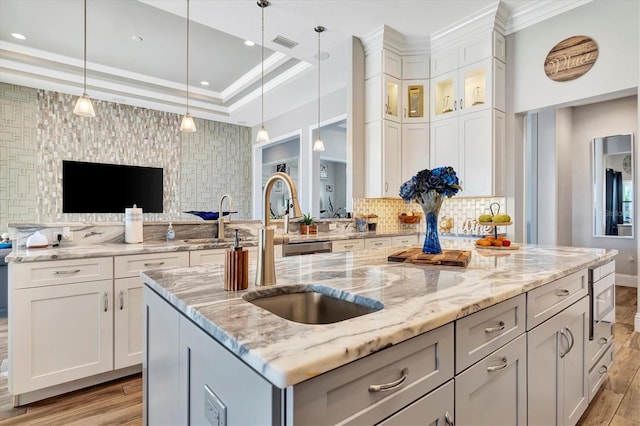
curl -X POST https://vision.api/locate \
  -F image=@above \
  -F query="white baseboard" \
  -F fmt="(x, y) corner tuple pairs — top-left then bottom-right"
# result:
(615, 273), (637, 287)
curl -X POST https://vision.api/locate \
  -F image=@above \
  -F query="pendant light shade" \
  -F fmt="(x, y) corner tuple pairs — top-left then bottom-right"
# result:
(73, 0), (95, 118)
(313, 26), (325, 152)
(256, 0), (270, 143)
(180, 0), (196, 132)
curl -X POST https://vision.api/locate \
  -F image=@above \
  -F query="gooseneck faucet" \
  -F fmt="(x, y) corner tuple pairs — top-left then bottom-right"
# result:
(218, 194), (234, 240)
(256, 172), (302, 286)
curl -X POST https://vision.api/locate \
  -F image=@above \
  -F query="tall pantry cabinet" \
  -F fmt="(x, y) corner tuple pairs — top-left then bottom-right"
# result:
(430, 31), (506, 197)
(364, 35), (430, 198)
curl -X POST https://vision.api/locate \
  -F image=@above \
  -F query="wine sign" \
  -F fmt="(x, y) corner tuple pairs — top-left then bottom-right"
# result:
(544, 35), (598, 82)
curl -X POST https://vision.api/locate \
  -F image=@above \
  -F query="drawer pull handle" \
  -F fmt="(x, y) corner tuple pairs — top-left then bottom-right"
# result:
(555, 289), (570, 297)
(344, 245), (353, 249)
(374, 243), (382, 246)
(53, 269), (81, 275)
(598, 365), (608, 375)
(103, 292), (109, 312)
(565, 327), (575, 354)
(598, 337), (608, 345)
(487, 356), (508, 372)
(143, 261), (165, 267)
(484, 320), (505, 333)
(119, 291), (124, 310)
(445, 411), (454, 426)
(368, 368), (409, 392)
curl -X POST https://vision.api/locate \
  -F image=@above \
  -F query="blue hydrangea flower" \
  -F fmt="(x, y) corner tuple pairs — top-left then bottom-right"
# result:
(398, 166), (462, 204)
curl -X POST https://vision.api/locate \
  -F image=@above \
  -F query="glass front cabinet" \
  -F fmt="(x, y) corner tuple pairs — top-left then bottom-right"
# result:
(402, 79), (429, 123)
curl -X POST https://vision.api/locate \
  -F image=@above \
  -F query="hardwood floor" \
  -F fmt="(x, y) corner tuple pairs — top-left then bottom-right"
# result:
(0, 287), (636, 425)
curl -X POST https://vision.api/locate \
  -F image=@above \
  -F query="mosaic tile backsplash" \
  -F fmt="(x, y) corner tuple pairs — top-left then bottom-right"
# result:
(353, 196), (507, 236)
(0, 83), (252, 232)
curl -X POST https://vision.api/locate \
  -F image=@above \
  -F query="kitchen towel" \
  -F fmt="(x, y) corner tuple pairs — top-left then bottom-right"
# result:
(125, 205), (143, 243)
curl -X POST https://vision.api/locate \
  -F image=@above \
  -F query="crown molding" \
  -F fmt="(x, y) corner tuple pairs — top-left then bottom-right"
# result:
(505, 0), (595, 35)
(430, 2), (502, 52)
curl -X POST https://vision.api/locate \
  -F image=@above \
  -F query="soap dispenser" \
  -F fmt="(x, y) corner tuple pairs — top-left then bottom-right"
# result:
(224, 229), (248, 291)
(166, 222), (175, 241)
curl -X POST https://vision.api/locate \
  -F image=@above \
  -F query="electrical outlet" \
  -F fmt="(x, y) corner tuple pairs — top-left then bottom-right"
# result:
(62, 227), (72, 241)
(204, 385), (226, 426)
(53, 232), (63, 243)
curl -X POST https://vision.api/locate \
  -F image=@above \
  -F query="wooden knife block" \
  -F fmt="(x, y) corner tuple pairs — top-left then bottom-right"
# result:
(224, 249), (249, 291)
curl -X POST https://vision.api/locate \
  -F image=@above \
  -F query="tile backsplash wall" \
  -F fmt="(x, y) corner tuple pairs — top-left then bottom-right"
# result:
(354, 196), (506, 235)
(0, 83), (252, 231)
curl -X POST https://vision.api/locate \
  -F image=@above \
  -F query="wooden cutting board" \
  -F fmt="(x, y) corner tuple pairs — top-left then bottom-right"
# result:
(387, 247), (472, 267)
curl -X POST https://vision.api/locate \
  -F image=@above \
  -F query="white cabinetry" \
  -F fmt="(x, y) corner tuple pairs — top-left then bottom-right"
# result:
(332, 239), (365, 253)
(114, 252), (188, 369)
(431, 109), (505, 196)
(528, 296), (589, 426)
(9, 257), (114, 396)
(392, 234), (419, 247)
(366, 119), (402, 197)
(364, 237), (393, 249)
(401, 123), (429, 183)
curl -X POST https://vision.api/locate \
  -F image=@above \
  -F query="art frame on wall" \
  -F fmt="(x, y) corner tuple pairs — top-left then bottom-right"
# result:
(320, 163), (328, 180)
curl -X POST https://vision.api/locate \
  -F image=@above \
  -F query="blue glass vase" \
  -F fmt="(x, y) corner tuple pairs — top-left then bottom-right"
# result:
(418, 190), (444, 254)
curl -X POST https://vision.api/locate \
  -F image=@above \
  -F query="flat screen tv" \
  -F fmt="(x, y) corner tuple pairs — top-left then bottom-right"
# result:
(63, 161), (163, 213)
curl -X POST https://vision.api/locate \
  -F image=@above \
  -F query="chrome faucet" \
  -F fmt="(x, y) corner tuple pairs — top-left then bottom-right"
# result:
(256, 172), (302, 286)
(218, 194), (234, 240)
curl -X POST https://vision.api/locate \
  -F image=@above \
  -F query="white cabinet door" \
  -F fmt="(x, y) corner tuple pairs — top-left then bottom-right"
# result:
(11, 279), (113, 394)
(430, 117), (459, 171)
(114, 277), (143, 369)
(455, 333), (527, 426)
(528, 296), (589, 426)
(460, 109), (492, 196)
(379, 380), (454, 426)
(383, 120), (402, 197)
(144, 286), (184, 426)
(402, 55), (429, 79)
(402, 123), (429, 183)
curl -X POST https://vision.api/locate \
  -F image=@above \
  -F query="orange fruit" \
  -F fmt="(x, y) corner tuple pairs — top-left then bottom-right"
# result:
(486, 236), (496, 241)
(477, 240), (491, 247)
(492, 240), (503, 247)
(497, 236), (506, 241)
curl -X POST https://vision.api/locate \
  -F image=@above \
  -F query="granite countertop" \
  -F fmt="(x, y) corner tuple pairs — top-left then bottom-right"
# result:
(141, 239), (616, 389)
(4, 228), (420, 263)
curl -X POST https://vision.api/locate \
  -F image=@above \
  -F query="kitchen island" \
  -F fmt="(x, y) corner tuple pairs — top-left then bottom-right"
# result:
(142, 241), (616, 425)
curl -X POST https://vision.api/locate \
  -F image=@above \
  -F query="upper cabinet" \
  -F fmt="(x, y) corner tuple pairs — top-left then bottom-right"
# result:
(431, 58), (505, 121)
(403, 80), (429, 123)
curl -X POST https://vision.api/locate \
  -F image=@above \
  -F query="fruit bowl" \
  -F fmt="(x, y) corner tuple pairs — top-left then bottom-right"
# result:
(399, 213), (421, 224)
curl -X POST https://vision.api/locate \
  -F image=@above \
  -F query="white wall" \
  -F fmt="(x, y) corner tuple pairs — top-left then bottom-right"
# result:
(536, 109), (557, 245)
(510, 0), (638, 114)
(556, 107), (573, 247)
(571, 96), (638, 276)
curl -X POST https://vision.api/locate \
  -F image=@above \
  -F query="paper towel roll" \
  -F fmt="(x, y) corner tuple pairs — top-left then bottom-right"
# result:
(125, 205), (143, 243)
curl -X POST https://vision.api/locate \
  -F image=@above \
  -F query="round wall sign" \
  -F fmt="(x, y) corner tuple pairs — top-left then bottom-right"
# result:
(544, 35), (598, 82)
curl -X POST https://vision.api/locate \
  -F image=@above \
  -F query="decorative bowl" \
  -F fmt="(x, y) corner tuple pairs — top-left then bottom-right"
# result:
(399, 213), (421, 224)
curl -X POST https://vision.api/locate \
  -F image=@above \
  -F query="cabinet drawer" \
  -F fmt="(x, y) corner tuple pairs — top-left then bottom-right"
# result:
(11, 257), (113, 289)
(364, 238), (392, 249)
(588, 320), (613, 368)
(292, 324), (454, 426)
(589, 260), (615, 282)
(391, 235), (419, 247)
(588, 343), (614, 403)
(591, 272), (615, 323)
(378, 380), (454, 426)
(332, 240), (364, 253)
(114, 252), (189, 278)
(526, 269), (587, 330)
(455, 294), (525, 373)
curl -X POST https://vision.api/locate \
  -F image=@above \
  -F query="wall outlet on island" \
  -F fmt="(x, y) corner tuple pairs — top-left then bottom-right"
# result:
(55, 227), (73, 242)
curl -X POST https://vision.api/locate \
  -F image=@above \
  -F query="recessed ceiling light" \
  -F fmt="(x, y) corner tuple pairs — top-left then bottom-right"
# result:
(131, 35), (143, 42)
(11, 33), (26, 40)
(244, 40), (255, 47)
(200, 81), (210, 86)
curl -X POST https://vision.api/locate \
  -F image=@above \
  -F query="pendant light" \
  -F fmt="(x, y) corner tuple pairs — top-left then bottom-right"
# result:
(180, 0), (196, 132)
(256, 0), (270, 143)
(73, 0), (95, 117)
(312, 26), (325, 152)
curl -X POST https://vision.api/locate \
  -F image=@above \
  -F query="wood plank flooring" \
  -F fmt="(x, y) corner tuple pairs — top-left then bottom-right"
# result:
(0, 287), (636, 425)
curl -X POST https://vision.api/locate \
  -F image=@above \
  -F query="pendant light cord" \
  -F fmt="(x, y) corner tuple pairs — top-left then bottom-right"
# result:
(317, 28), (321, 140)
(83, 0), (87, 94)
(260, 1), (265, 128)
(186, 0), (190, 112)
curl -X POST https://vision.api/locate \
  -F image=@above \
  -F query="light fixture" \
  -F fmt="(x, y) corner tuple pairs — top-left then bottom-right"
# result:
(10, 33), (26, 40)
(244, 40), (255, 47)
(73, 0), (95, 118)
(200, 80), (210, 86)
(256, 0), (270, 143)
(312, 26), (325, 152)
(180, 0), (196, 132)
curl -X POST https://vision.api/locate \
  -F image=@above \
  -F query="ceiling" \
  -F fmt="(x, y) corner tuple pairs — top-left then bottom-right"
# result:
(0, 0), (590, 128)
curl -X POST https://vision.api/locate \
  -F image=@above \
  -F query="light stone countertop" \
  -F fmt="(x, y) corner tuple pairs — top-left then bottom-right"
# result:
(141, 239), (616, 389)
(5, 228), (420, 263)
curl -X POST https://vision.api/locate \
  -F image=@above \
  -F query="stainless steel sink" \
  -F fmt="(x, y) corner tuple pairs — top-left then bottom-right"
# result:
(242, 285), (383, 324)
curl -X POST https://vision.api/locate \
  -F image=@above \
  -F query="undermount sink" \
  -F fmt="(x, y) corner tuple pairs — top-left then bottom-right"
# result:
(242, 285), (384, 325)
